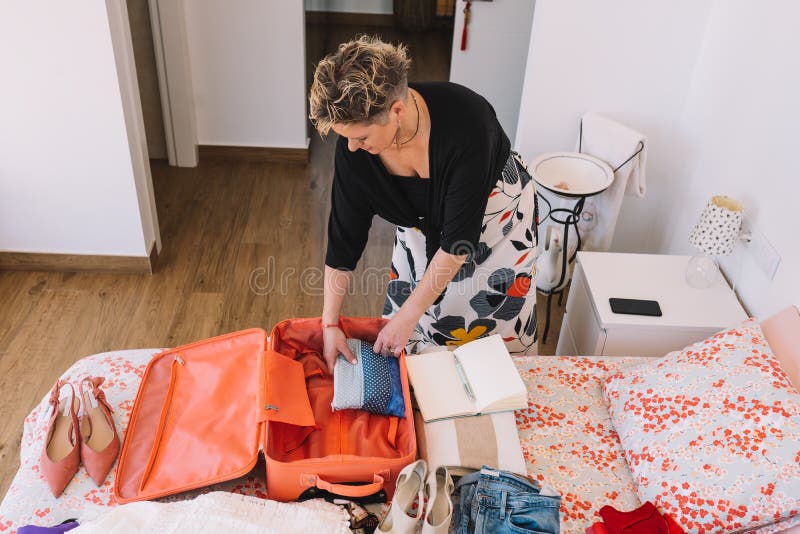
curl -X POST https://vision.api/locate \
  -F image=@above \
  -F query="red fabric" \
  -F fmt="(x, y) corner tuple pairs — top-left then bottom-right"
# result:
(599, 501), (668, 534)
(586, 523), (611, 534)
(460, 1), (470, 50)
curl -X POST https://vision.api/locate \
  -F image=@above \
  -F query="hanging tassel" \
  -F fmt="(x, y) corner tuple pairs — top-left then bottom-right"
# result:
(460, 1), (471, 51)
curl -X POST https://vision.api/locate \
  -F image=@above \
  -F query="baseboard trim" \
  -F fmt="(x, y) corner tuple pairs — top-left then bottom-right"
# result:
(198, 145), (309, 164)
(305, 11), (395, 27)
(0, 242), (158, 274)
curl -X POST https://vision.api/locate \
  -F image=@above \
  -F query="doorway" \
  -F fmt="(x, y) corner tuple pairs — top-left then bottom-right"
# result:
(127, 0), (167, 161)
(304, 1), (456, 113)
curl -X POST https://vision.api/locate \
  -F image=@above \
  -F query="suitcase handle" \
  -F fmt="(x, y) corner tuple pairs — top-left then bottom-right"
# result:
(305, 473), (385, 498)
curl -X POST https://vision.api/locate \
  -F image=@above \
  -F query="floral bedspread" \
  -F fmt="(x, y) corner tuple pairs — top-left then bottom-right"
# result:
(513, 355), (800, 534)
(514, 356), (644, 532)
(1, 351), (798, 533)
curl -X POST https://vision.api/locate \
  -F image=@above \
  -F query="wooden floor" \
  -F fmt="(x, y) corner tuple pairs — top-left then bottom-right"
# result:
(0, 22), (565, 498)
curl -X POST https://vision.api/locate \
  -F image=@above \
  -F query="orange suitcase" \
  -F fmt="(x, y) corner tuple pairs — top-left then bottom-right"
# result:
(114, 316), (416, 503)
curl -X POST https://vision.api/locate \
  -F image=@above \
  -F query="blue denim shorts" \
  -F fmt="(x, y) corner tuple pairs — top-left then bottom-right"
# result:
(452, 466), (561, 534)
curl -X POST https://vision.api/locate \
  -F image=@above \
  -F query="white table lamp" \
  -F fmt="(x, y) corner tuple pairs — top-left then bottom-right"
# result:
(686, 196), (743, 288)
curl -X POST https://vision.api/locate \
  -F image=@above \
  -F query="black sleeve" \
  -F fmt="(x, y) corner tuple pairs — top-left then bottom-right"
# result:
(324, 144), (375, 271)
(439, 137), (495, 256)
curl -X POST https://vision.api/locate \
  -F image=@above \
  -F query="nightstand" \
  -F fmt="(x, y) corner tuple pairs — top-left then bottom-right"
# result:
(555, 252), (748, 357)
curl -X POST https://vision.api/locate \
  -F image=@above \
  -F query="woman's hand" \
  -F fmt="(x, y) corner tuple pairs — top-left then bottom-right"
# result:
(322, 327), (356, 374)
(373, 311), (418, 357)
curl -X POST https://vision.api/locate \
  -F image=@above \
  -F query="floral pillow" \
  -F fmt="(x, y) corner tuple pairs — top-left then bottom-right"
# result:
(603, 319), (800, 534)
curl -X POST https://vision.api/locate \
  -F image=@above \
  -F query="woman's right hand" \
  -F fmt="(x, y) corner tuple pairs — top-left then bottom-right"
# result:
(322, 327), (356, 374)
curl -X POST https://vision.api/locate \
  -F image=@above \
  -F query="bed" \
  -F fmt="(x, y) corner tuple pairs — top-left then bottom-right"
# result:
(2, 312), (800, 533)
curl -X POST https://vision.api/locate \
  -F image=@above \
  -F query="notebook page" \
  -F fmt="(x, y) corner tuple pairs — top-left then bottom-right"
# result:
(454, 335), (526, 413)
(406, 350), (475, 421)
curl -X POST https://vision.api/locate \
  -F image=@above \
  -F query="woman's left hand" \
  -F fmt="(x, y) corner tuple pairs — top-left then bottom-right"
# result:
(373, 310), (417, 357)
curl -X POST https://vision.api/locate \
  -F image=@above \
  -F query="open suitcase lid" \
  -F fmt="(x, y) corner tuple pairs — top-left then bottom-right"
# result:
(114, 328), (315, 503)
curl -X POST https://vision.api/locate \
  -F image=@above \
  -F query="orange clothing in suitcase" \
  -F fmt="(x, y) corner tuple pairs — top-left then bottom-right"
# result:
(114, 317), (416, 503)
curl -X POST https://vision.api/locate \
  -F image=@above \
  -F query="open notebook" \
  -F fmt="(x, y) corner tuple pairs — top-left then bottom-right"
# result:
(406, 334), (527, 422)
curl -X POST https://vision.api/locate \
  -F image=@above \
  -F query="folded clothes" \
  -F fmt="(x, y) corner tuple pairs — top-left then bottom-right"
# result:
(414, 410), (527, 476)
(452, 466), (560, 534)
(331, 339), (406, 417)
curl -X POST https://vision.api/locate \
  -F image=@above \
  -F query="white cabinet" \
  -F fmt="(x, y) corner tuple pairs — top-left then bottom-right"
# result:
(556, 252), (748, 357)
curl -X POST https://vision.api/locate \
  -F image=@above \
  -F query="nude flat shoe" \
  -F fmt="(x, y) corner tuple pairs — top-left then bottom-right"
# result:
(422, 466), (454, 534)
(79, 377), (120, 486)
(378, 459), (427, 534)
(41, 381), (81, 497)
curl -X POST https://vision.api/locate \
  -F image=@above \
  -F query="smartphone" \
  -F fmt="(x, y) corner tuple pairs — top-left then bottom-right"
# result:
(609, 298), (662, 317)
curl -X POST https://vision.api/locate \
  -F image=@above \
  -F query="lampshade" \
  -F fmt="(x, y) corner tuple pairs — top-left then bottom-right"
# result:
(688, 196), (743, 256)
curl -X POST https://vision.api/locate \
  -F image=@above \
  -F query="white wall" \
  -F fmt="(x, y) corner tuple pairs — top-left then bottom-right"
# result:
(0, 1), (154, 256)
(516, 0), (712, 253)
(655, 1), (800, 317)
(184, 0), (308, 149)
(517, 0), (800, 316)
(449, 0), (536, 145)
(305, 0), (392, 14)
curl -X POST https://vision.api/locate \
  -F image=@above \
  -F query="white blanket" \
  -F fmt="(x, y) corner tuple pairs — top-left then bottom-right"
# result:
(72, 491), (350, 534)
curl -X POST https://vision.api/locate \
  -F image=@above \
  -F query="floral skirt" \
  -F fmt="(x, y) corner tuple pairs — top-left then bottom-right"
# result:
(382, 153), (539, 355)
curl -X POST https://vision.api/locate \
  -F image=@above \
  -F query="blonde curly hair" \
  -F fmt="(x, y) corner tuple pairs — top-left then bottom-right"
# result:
(309, 35), (411, 135)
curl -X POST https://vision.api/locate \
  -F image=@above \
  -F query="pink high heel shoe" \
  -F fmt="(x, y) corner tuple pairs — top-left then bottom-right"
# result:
(40, 381), (81, 497)
(78, 377), (120, 486)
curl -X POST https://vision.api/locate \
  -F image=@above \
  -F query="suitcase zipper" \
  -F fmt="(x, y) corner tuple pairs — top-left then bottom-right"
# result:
(139, 354), (184, 491)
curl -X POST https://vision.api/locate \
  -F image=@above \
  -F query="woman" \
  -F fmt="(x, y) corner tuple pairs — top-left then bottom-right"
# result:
(309, 36), (538, 372)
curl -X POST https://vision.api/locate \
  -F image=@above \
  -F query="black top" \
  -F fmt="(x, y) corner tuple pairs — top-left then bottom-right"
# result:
(325, 81), (510, 271)
(393, 175), (429, 219)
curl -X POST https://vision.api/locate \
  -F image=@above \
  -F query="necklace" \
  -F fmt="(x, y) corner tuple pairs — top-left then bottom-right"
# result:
(395, 91), (420, 146)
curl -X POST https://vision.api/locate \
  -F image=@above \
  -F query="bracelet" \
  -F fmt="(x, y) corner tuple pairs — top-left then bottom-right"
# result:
(321, 322), (340, 329)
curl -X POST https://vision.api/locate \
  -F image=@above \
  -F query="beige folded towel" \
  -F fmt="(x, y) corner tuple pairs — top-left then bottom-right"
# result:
(414, 409), (527, 476)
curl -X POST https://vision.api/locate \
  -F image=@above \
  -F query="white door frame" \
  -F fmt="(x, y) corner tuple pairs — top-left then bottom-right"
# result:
(105, 0), (163, 254)
(148, 0), (198, 167)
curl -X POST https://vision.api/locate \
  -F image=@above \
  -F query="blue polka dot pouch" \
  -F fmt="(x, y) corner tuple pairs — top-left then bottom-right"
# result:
(331, 338), (406, 417)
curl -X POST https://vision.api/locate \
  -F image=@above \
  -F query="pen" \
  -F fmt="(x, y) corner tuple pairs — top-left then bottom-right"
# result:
(453, 353), (476, 402)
